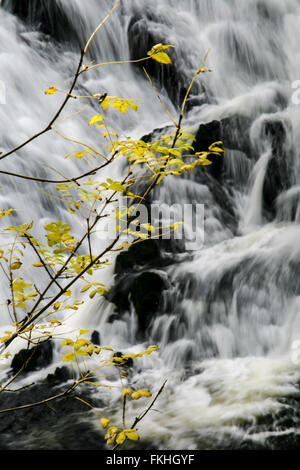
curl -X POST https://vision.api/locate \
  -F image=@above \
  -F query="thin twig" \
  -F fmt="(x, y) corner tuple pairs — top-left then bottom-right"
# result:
(143, 67), (178, 127)
(0, 50), (85, 162)
(24, 233), (64, 292)
(132, 380), (167, 429)
(112, 380), (167, 451)
(83, 0), (121, 55)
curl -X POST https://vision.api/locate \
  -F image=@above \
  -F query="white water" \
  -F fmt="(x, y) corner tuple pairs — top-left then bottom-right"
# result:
(1, 0), (300, 450)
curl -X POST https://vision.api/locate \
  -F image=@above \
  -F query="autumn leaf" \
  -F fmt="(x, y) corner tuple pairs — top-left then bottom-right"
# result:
(62, 352), (76, 362)
(100, 418), (110, 429)
(74, 338), (90, 350)
(101, 96), (110, 110)
(0, 208), (13, 218)
(44, 86), (57, 95)
(128, 102), (138, 111)
(10, 261), (22, 270)
(60, 339), (74, 347)
(147, 43), (175, 64)
(89, 115), (104, 126)
(126, 432), (139, 441)
(138, 389), (152, 397)
(131, 391), (141, 400)
(116, 432), (126, 445)
(150, 52), (171, 64)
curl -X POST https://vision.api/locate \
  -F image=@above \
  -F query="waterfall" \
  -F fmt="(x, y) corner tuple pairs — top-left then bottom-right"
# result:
(1, 0), (300, 450)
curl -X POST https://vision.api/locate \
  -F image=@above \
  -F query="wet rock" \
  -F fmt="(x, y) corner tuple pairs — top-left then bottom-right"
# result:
(108, 269), (169, 333)
(127, 14), (205, 109)
(193, 115), (255, 184)
(0, 380), (105, 450)
(11, 341), (53, 375)
(2, 0), (80, 48)
(130, 271), (168, 326)
(107, 238), (171, 317)
(194, 115), (253, 156)
(261, 118), (294, 214)
(91, 330), (101, 346)
(115, 238), (162, 275)
(194, 120), (224, 180)
(46, 366), (72, 386)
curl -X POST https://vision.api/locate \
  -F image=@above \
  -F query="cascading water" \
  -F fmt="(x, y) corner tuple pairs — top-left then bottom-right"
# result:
(1, 0), (300, 450)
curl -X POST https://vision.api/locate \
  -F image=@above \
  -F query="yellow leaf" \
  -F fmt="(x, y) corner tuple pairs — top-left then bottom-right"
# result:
(32, 262), (43, 267)
(62, 352), (75, 362)
(105, 426), (118, 441)
(131, 391), (141, 400)
(89, 289), (97, 299)
(60, 339), (74, 346)
(128, 102), (138, 111)
(0, 335), (11, 343)
(150, 52), (171, 64)
(106, 438), (115, 446)
(74, 338), (90, 350)
(138, 389), (152, 397)
(111, 100), (128, 114)
(81, 284), (91, 293)
(100, 418), (110, 429)
(196, 67), (212, 75)
(116, 432), (126, 445)
(53, 302), (60, 311)
(10, 262), (22, 270)
(44, 86), (57, 95)
(101, 97), (110, 110)
(76, 349), (88, 356)
(0, 208), (13, 218)
(89, 115), (104, 126)
(122, 388), (132, 396)
(2, 352), (11, 359)
(147, 44), (175, 55)
(126, 432), (139, 441)
(12, 278), (31, 292)
(49, 319), (61, 325)
(79, 329), (89, 335)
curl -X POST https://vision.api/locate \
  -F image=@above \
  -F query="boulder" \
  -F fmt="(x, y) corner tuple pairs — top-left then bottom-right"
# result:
(10, 340), (53, 375)
(130, 271), (168, 327)
(2, 0), (80, 48)
(0, 379), (105, 450)
(261, 118), (294, 214)
(46, 366), (72, 386)
(91, 330), (101, 346)
(127, 15), (206, 109)
(107, 269), (169, 333)
(114, 238), (162, 275)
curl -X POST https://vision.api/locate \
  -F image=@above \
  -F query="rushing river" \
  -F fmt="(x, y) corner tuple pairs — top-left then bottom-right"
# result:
(1, 0), (300, 450)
